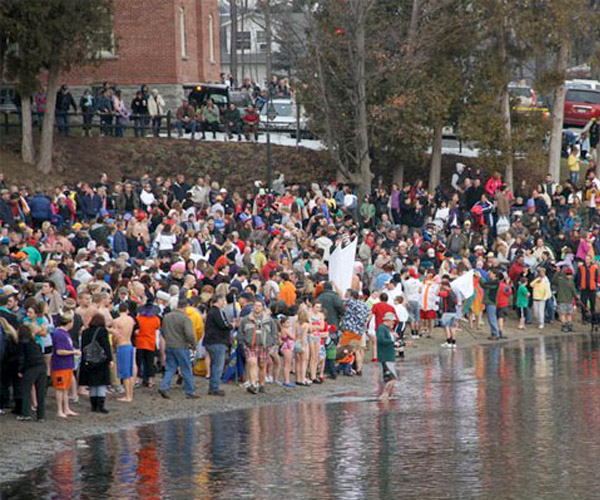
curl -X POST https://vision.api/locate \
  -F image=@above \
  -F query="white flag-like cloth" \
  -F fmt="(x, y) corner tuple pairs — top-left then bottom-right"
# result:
(451, 270), (475, 300)
(329, 238), (358, 294)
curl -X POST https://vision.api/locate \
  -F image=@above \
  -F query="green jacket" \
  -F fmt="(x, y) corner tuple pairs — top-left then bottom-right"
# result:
(481, 279), (499, 306)
(318, 290), (345, 328)
(552, 273), (578, 304)
(516, 284), (530, 308)
(376, 324), (396, 363)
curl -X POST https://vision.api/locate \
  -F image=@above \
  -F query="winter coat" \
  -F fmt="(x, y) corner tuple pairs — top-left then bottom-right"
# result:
(29, 194), (53, 221)
(79, 326), (112, 387)
(318, 289), (345, 329)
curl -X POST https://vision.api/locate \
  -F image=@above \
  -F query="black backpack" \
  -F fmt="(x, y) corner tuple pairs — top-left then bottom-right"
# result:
(83, 328), (107, 366)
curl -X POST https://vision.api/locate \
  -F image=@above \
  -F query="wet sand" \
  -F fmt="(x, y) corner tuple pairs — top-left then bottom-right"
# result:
(0, 318), (584, 484)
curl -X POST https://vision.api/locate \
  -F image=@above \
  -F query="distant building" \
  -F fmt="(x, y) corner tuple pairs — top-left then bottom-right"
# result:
(64, 0), (221, 109)
(219, 0), (307, 88)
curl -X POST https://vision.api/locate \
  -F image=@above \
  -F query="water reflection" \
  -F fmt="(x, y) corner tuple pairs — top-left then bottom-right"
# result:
(4, 335), (600, 499)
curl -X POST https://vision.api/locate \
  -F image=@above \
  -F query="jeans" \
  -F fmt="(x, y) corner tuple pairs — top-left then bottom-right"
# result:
(200, 120), (220, 138)
(206, 344), (227, 392)
(570, 171), (580, 186)
(89, 385), (107, 397)
(152, 116), (162, 136)
(101, 115), (113, 136)
(486, 304), (500, 337)
(56, 113), (69, 136)
(134, 116), (148, 137)
(176, 119), (197, 137)
(160, 348), (195, 395)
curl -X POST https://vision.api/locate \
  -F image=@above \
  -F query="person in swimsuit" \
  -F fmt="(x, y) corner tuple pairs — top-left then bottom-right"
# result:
(308, 302), (326, 384)
(278, 315), (296, 387)
(294, 305), (310, 386)
(110, 303), (136, 402)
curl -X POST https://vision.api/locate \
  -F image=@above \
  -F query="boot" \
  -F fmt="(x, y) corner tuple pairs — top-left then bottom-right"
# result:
(90, 396), (98, 412)
(97, 397), (109, 414)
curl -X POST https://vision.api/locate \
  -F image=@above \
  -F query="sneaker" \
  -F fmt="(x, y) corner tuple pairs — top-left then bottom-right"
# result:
(247, 385), (259, 395)
(312, 378), (323, 384)
(538, 324), (544, 329)
(16, 416), (32, 421)
(118, 385), (125, 394)
(37, 418), (46, 423)
(283, 382), (296, 388)
(242, 380), (251, 389)
(158, 389), (170, 399)
(208, 390), (226, 397)
(441, 342), (452, 348)
(186, 394), (199, 399)
(265, 376), (274, 384)
(258, 385), (266, 393)
(410, 334), (421, 339)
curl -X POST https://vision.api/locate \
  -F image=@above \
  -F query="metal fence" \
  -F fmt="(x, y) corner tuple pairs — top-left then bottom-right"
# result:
(0, 110), (177, 138)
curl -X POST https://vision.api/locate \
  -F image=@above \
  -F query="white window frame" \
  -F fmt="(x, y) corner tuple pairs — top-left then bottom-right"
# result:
(180, 7), (188, 59)
(209, 14), (215, 63)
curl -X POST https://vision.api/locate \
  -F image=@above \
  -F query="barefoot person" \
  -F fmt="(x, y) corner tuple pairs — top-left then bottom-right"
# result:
(376, 312), (398, 402)
(50, 313), (80, 418)
(111, 303), (135, 402)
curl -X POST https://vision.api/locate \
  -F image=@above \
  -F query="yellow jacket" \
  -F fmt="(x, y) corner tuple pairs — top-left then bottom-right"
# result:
(531, 277), (552, 301)
(186, 306), (205, 342)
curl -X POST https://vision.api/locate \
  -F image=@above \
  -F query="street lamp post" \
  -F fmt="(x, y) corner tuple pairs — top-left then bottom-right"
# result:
(266, 95), (277, 190)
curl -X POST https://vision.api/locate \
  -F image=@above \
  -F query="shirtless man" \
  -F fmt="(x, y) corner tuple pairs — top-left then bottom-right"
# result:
(76, 292), (96, 328)
(110, 303), (136, 402)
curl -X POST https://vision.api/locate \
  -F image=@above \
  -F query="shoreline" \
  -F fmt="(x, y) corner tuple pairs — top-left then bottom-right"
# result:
(0, 319), (590, 485)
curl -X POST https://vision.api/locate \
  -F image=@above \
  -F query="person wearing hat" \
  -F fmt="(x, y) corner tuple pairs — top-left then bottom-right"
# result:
(552, 266), (579, 332)
(376, 311), (398, 402)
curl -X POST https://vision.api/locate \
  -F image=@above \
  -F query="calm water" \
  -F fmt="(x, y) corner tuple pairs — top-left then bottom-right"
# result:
(4, 335), (600, 499)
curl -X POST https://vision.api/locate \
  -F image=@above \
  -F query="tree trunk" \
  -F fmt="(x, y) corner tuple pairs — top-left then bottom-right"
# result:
(20, 95), (35, 164)
(500, 85), (514, 189)
(429, 120), (443, 190)
(497, 13), (514, 189)
(37, 61), (59, 174)
(407, 0), (421, 57)
(354, 0), (372, 198)
(393, 163), (404, 187)
(230, 0), (238, 84)
(548, 39), (570, 181)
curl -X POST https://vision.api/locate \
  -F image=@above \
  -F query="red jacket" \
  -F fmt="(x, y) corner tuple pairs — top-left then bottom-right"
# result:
(496, 280), (513, 308)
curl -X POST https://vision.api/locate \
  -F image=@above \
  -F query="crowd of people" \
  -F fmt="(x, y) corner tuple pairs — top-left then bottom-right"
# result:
(0, 145), (599, 422)
(28, 74), (293, 140)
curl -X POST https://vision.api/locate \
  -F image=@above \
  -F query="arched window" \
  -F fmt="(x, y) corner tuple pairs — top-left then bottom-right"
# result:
(180, 7), (187, 58)
(209, 14), (215, 63)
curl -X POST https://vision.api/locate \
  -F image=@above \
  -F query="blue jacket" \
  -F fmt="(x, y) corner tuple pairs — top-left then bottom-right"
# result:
(112, 230), (128, 255)
(29, 194), (53, 221)
(80, 193), (101, 218)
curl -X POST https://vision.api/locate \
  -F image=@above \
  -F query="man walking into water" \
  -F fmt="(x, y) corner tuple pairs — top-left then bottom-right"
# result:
(110, 303), (135, 402)
(376, 312), (398, 401)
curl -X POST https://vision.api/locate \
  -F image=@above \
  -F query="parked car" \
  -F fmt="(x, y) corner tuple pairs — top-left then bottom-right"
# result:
(184, 83), (229, 111)
(566, 79), (600, 91)
(508, 82), (538, 107)
(563, 88), (600, 126)
(229, 90), (254, 119)
(259, 98), (311, 137)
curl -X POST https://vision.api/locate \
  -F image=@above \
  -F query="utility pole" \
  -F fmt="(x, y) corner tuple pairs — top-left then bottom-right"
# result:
(264, 0), (272, 86)
(230, 0), (238, 84)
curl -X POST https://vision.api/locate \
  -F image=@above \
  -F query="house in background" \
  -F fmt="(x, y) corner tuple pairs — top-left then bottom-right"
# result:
(64, 0), (221, 109)
(219, 0), (307, 88)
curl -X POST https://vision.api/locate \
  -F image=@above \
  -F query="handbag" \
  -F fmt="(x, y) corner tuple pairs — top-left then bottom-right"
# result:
(83, 328), (107, 366)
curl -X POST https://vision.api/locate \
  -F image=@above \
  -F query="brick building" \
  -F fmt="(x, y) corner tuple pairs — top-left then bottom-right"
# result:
(64, 0), (220, 109)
